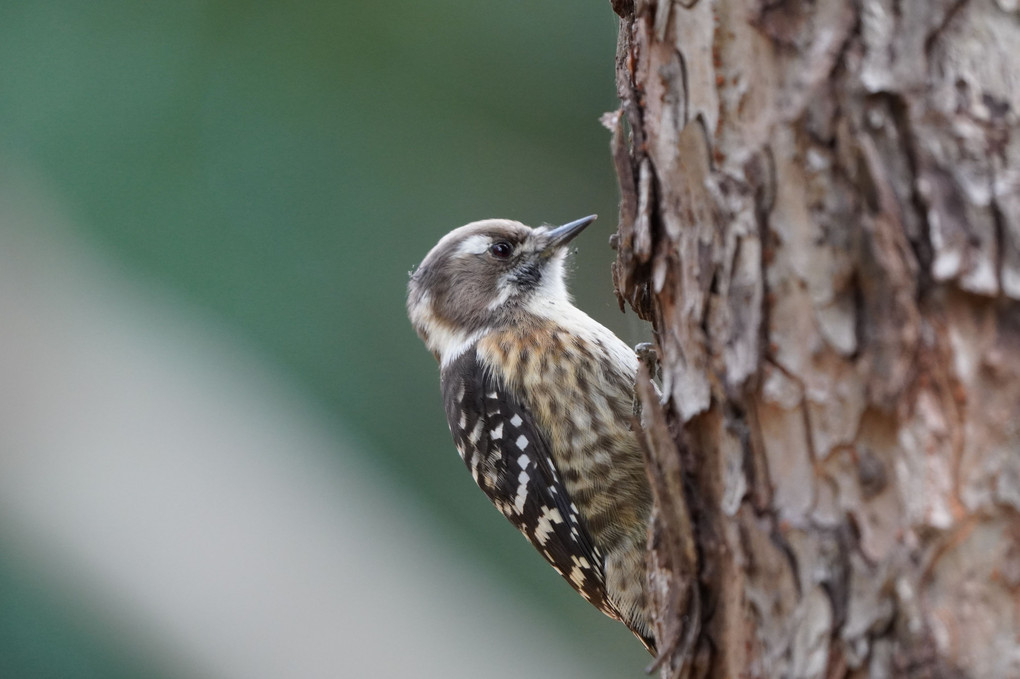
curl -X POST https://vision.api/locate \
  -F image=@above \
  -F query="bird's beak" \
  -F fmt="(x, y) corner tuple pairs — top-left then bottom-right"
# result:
(540, 214), (597, 257)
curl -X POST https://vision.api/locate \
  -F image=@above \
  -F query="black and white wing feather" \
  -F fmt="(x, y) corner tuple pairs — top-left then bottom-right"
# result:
(441, 350), (614, 617)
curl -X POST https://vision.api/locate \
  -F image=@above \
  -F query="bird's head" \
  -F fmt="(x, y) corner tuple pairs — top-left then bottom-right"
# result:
(407, 215), (596, 363)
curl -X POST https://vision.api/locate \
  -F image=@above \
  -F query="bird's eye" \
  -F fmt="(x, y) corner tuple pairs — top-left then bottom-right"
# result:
(489, 241), (513, 259)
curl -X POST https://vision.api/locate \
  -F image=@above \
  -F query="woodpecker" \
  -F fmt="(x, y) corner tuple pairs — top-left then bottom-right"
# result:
(407, 215), (655, 652)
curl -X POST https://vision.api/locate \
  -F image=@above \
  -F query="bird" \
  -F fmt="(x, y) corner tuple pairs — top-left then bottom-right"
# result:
(406, 214), (655, 653)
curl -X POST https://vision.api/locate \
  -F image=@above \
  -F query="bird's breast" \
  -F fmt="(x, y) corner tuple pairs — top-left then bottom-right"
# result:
(475, 317), (649, 548)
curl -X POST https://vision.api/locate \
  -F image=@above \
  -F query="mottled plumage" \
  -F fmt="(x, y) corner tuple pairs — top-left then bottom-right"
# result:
(408, 216), (654, 652)
(443, 348), (612, 613)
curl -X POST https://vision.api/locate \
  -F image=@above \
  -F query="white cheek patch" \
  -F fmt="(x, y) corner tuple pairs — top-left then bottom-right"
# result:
(411, 292), (485, 368)
(406, 291), (434, 337)
(456, 234), (492, 256)
(486, 275), (515, 310)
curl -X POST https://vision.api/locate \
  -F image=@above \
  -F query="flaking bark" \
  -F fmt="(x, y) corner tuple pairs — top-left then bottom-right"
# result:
(608, 1), (1020, 677)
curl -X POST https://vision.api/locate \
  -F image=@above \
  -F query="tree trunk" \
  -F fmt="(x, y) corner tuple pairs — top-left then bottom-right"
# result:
(607, 1), (1020, 677)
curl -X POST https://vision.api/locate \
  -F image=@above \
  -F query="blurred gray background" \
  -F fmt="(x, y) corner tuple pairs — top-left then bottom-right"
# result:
(0, 2), (652, 677)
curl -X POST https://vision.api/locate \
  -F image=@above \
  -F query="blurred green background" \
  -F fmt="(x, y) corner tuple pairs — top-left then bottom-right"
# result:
(0, 2), (651, 676)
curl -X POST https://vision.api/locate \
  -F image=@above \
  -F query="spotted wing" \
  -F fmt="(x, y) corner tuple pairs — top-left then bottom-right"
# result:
(441, 349), (614, 617)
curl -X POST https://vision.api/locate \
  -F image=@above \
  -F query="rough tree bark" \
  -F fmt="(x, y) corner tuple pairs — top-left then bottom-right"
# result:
(607, 1), (1020, 677)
